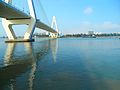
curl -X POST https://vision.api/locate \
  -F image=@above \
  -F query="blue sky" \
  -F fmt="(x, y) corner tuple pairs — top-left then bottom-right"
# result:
(40, 0), (120, 34)
(0, 0), (120, 36)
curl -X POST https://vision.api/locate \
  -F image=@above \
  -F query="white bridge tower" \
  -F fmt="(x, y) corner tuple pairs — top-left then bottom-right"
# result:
(49, 16), (59, 38)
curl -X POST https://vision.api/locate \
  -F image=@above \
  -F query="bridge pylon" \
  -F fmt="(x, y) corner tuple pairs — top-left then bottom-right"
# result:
(2, 0), (36, 42)
(49, 16), (59, 38)
(5, 0), (12, 4)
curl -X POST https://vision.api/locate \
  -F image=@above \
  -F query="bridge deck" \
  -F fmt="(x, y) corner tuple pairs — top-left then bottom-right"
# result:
(0, 1), (57, 33)
(0, 1), (31, 19)
(36, 20), (57, 33)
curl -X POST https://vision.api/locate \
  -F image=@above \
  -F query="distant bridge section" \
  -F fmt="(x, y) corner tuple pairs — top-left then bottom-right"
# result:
(36, 20), (57, 33)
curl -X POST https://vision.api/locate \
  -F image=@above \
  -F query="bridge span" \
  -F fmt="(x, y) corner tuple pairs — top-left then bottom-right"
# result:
(0, 0), (59, 42)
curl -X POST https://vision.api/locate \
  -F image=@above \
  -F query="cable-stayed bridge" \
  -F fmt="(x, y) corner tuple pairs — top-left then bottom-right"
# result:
(0, 0), (59, 42)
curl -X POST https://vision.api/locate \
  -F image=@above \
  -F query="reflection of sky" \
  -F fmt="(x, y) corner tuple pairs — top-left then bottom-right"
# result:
(0, 38), (120, 90)
(28, 38), (120, 90)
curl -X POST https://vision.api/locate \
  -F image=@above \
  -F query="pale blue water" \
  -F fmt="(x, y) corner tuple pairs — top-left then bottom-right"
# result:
(0, 38), (120, 90)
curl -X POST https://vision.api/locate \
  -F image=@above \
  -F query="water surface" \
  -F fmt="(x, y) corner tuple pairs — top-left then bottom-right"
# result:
(0, 38), (120, 90)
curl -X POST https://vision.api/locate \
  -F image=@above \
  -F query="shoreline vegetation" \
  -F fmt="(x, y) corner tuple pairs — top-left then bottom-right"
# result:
(1, 33), (120, 39)
(34, 33), (120, 38)
(60, 33), (120, 38)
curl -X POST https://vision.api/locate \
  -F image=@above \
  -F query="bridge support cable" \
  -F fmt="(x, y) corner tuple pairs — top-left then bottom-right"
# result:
(35, 0), (50, 25)
(35, 0), (59, 37)
(23, 0), (29, 14)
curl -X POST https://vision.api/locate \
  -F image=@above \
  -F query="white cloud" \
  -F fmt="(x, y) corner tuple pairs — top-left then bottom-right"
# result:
(78, 21), (120, 33)
(84, 7), (93, 14)
(63, 21), (120, 34)
(95, 22), (120, 30)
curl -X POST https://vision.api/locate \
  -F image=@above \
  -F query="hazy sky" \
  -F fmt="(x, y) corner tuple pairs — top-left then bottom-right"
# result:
(0, 0), (120, 36)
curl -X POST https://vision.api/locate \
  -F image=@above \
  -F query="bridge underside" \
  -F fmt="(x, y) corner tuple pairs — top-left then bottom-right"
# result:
(36, 20), (57, 33)
(0, 1), (30, 19)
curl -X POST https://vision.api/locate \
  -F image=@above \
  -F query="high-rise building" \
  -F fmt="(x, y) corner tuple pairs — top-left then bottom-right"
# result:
(88, 31), (94, 35)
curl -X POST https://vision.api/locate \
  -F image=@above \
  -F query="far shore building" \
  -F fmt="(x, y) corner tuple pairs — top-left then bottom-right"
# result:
(88, 31), (94, 35)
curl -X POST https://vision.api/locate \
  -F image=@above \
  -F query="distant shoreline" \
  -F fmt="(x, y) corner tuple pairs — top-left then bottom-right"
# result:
(0, 35), (120, 39)
(60, 36), (120, 38)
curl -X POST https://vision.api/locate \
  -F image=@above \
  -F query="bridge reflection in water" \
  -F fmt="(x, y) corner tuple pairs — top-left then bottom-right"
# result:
(0, 39), (58, 90)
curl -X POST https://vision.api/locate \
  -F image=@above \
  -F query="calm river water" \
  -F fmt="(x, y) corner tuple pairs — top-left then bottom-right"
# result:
(0, 38), (120, 90)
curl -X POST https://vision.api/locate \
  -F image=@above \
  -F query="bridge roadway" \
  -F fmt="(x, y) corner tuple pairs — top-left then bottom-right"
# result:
(0, 1), (57, 33)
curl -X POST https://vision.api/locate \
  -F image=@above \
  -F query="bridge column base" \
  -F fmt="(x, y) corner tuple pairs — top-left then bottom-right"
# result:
(49, 33), (59, 38)
(5, 39), (35, 43)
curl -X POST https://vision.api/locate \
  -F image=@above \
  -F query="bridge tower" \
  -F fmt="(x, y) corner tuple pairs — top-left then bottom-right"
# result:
(5, 0), (12, 4)
(2, 0), (36, 42)
(49, 16), (59, 38)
